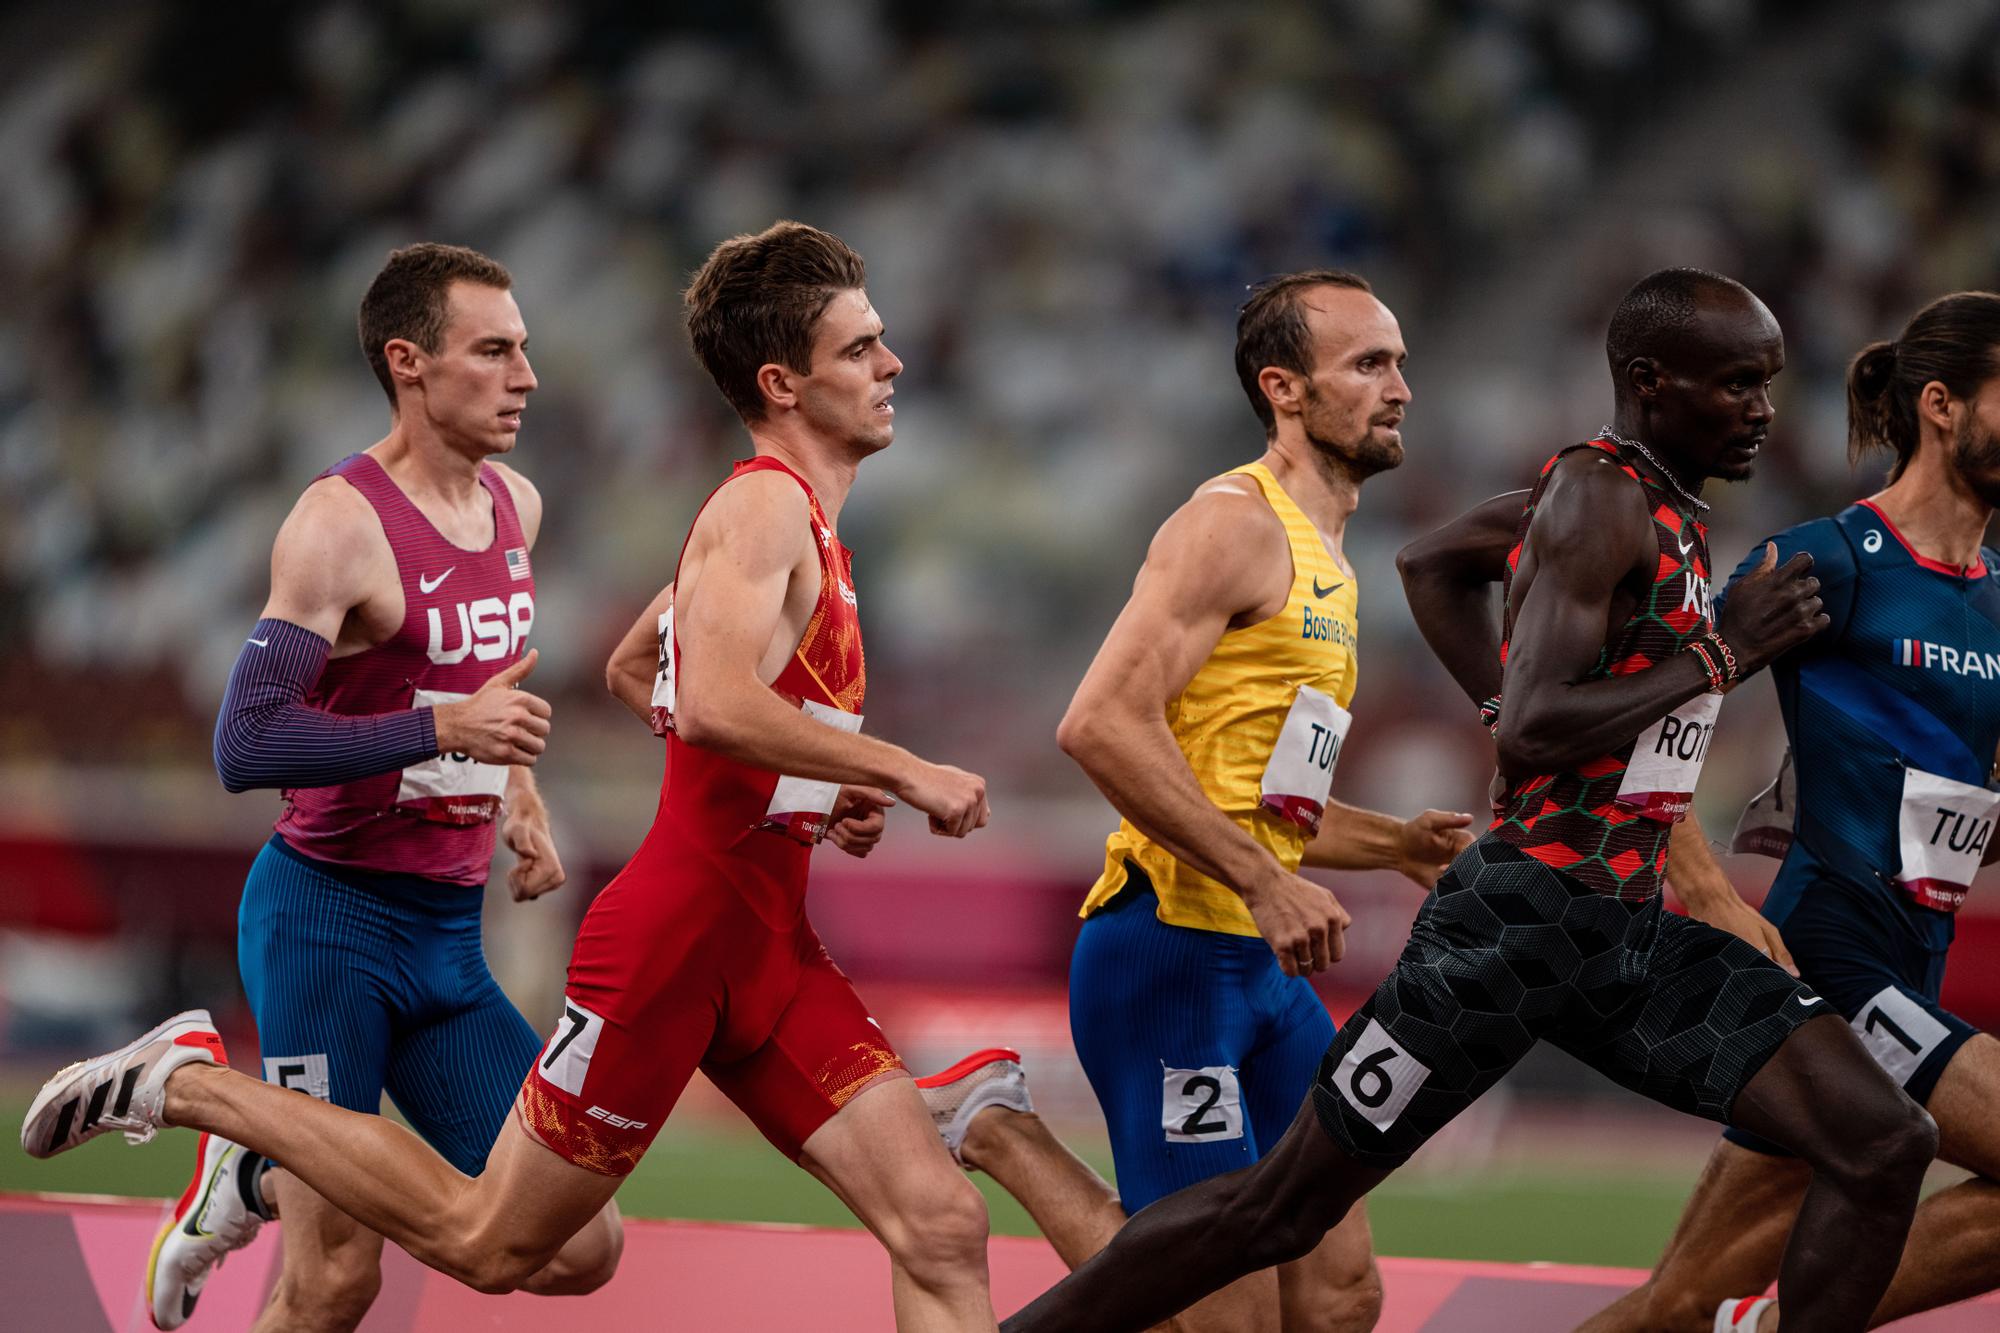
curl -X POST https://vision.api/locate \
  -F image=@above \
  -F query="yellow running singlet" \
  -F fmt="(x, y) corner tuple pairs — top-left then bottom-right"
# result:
(1080, 462), (1361, 937)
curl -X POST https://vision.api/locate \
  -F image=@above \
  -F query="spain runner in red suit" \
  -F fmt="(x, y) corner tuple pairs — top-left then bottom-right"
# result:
(23, 223), (1006, 1332)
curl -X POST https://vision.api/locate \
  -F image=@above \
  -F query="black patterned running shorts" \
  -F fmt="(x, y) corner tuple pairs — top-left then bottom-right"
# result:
(1312, 836), (1826, 1167)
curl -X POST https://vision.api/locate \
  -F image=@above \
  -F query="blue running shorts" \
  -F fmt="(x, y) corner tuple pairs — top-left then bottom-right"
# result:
(238, 835), (543, 1175)
(1069, 865), (1336, 1213)
(1726, 876), (1979, 1156)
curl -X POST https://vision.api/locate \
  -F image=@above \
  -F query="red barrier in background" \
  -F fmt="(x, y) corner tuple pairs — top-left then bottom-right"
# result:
(7, 831), (2000, 1028)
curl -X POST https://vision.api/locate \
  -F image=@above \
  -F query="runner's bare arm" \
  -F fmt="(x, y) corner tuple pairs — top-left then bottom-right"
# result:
(1304, 801), (1474, 889)
(1666, 811), (1797, 973)
(1397, 490), (1527, 707)
(1499, 453), (1822, 777)
(502, 764), (566, 901)
(1060, 483), (1350, 973)
(674, 472), (986, 835)
(258, 479), (394, 643)
(605, 582), (674, 724)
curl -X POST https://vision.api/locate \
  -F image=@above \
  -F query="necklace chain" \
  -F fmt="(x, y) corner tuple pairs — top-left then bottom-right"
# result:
(1598, 427), (1710, 513)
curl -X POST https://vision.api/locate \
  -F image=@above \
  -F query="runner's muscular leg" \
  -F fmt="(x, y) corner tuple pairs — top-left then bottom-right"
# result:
(958, 1105), (1289, 1333)
(1002, 1098), (1390, 1333)
(1864, 1032), (2000, 1329)
(1726, 1014), (1936, 1333)
(1278, 1204), (1382, 1333)
(252, 1177), (386, 1333)
(162, 1065), (619, 1293)
(800, 1075), (998, 1333)
(1572, 1140), (1806, 1333)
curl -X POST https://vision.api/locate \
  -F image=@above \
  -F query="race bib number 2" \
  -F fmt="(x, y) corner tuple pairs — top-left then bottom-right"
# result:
(1162, 1065), (1243, 1143)
(1261, 685), (1351, 836)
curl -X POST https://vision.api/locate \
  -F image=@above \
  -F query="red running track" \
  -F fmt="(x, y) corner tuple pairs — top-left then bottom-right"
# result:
(6, 1193), (1997, 1331)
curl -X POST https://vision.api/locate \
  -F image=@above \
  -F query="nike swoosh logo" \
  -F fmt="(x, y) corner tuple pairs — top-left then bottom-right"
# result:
(247, 638), (269, 648)
(183, 1292), (198, 1317)
(1675, 531), (1695, 556)
(419, 567), (455, 594)
(1798, 995), (1822, 1007)
(1312, 578), (1345, 599)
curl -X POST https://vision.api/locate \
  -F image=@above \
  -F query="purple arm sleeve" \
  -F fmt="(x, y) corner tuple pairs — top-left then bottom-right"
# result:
(213, 618), (439, 793)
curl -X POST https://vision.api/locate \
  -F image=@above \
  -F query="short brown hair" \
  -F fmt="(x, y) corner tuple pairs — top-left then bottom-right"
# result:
(358, 243), (513, 407)
(1234, 269), (1372, 434)
(684, 222), (868, 421)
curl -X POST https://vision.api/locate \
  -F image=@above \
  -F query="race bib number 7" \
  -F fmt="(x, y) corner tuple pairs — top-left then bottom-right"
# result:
(1261, 685), (1352, 837)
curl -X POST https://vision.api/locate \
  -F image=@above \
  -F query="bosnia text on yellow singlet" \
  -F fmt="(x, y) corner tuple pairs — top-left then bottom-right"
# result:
(1081, 461), (1360, 937)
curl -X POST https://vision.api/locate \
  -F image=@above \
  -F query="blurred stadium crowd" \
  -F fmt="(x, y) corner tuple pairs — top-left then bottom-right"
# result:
(3, 0), (1999, 832)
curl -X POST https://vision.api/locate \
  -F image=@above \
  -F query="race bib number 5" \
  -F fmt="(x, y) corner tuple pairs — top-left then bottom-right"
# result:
(1261, 685), (1352, 836)
(396, 688), (510, 824)
(1614, 692), (1722, 822)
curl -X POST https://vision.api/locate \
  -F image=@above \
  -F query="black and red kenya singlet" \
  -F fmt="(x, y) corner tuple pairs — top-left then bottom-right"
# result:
(1491, 440), (1714, 901)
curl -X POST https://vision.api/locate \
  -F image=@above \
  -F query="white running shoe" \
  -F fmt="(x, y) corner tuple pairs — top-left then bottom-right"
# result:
(1715, 1296), (1775, 1332)
(147, 1132), (265, 1330)
(20, 1010), (227, 1159)
(915, 1047), (1032, 1166)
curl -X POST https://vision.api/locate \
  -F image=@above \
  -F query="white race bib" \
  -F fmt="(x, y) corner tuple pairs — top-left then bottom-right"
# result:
(648, 607), (676, 737)
(396, 688), (510, 825)
(1894, 767), (2000, 912)
(1614, 692), (1722, 823)
(758, 700), (865, 843)
(1730, 749), (1796, 859)
(1260, 685), (1351, 836)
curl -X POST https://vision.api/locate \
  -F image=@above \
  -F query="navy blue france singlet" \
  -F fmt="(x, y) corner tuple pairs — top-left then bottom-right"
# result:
(1721, 500), (2000, 952)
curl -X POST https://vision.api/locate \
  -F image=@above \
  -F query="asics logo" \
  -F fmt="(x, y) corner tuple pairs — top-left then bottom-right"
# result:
(419, 567), (455, 594)
(44, 1066), (142, 1154)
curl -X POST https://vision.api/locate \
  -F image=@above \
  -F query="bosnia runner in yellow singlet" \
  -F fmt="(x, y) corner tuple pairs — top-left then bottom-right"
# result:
(1086, 459), (1361, 937)
(916, 271), (1473, 1333)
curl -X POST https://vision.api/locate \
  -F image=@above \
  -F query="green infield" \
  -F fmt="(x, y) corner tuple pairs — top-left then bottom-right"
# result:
(4, 1096), (1698, 1269)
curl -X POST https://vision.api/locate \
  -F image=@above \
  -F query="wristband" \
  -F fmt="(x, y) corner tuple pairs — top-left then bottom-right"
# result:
(1703, 631), (1740, 685)
(1687, 640), (1726, 694)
